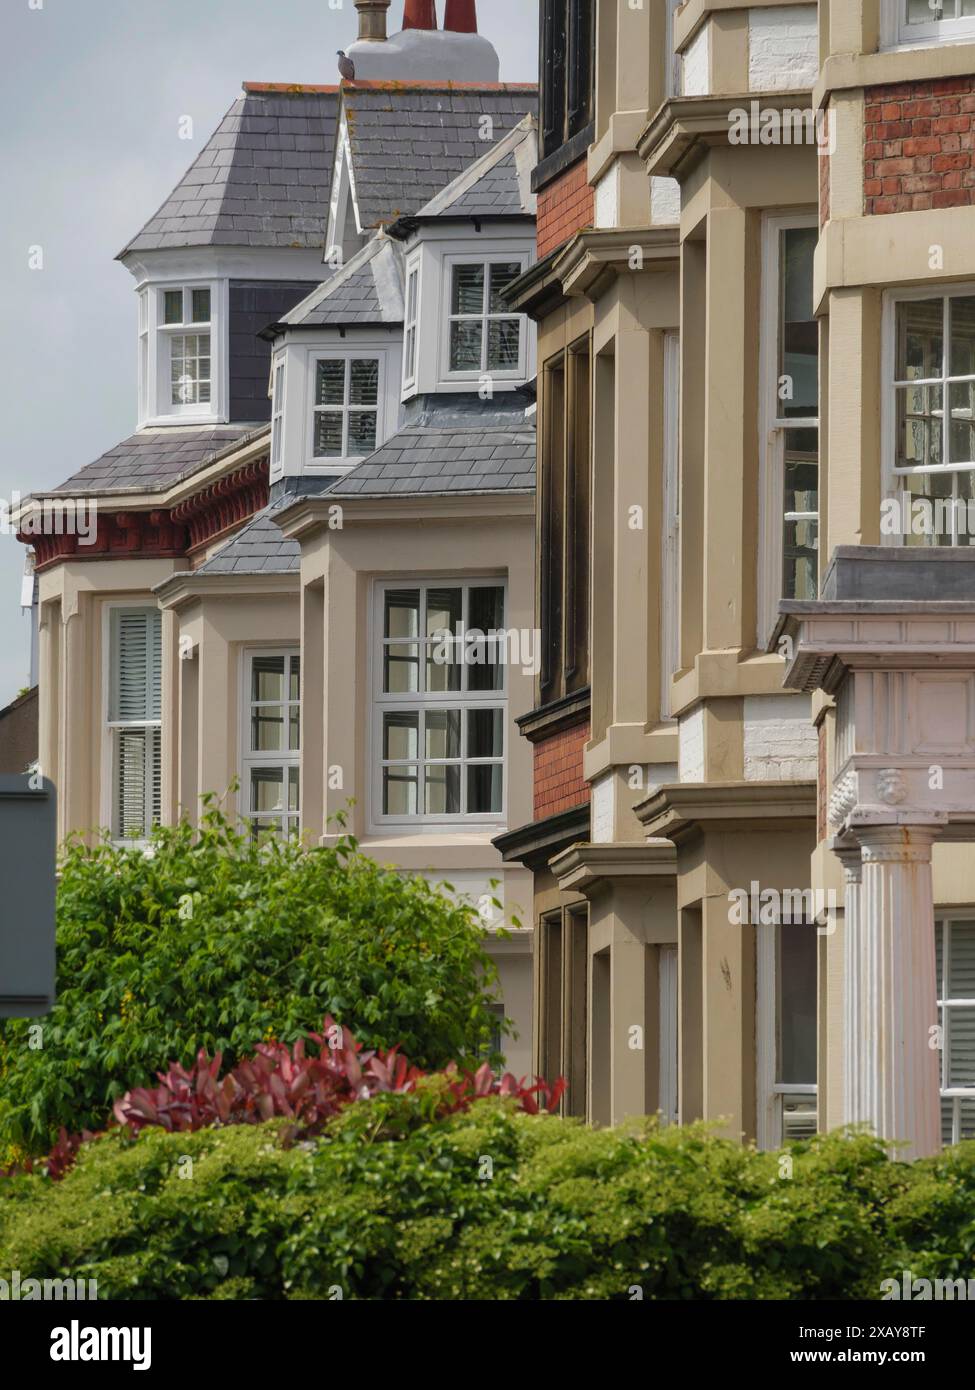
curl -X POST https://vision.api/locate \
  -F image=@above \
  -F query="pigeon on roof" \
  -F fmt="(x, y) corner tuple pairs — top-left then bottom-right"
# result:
(337, 50), (356, 81)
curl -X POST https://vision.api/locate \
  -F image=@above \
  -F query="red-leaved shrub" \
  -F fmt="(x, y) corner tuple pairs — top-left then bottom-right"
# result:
(6, 1018), (564, 1182)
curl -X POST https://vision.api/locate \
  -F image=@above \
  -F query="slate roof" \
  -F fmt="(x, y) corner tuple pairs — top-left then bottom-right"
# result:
(270, 233), (403, 333)
(410, 114), (537, 221)
(120, 87), (339, 256)
(49, 426), (261, 496)
(326, 423), (536, 497)
(343, 83), (538, 228)
(194, 505), (299, 575)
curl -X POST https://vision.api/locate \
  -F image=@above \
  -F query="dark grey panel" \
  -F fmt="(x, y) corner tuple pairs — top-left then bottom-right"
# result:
(229, 280), (321, 423)
(0, 776), (56, 1017)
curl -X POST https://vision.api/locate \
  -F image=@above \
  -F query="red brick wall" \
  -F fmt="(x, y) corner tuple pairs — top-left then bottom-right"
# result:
(864, 77), (975, 214)
(536, 159), (594, 259)
(533, 720), (591, 820)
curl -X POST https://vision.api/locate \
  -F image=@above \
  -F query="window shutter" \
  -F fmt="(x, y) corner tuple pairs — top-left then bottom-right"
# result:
(112, 609), (162, 722)
(948, 923), (975, 1091)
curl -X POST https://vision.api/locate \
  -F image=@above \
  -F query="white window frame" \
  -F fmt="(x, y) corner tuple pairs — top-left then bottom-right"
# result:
(661, 330), (681, 720)
(138, 277), (226, 427)
(307, 348), (385, 466)
(403, 255), (421, 395)
(240, 647), (301, 838)
(370, 578), (508, 832)
(756, 920), (818, 1150)
(758, 211), (820, 646)
(881, 0), (975, 49)
(440, 253), (530, 385)
(102, 602), (163, 847)
(936, 916), (975, 1145)
(270, 356), (286, 481)
(882, 283), (975, 545)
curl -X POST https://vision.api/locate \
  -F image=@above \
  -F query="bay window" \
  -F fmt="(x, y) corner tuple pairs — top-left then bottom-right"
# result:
(312, 354), (381, 460)
(888, 289), (975, 544)
(760, 214), (820, 641)
(936, 918), (975, 1144)
(109, 606), (162, 843)
(444, 259), (526, 380)
(241, 650), (300, 837)
(374, 581), (506, 825)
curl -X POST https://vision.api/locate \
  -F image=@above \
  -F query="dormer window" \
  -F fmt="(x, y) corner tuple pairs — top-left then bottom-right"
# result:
(312, 352), (382, 461)
(137, 279), (224, 426)
(447, 260), (524, 377)
(883, 0), (975, 47)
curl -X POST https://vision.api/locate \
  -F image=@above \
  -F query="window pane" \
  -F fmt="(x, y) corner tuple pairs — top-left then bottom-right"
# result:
(777, 924), (817, 1085)
(191, 288), (211, 323)
(906, 0), (932, 20)
(252, 708), (286, 752)
(779, 227), (818, 418)
(427, 643), (462, 692)
(487, 319), (521, 371)
(897, 383), (944, 468)
(384, 768), (418, 816)
(488, 262), (521, 312)
(469, 585), (504, 632)
(384, 711), (419, 761)
(348, 411), (377, 455)
(425, 709), (461, 760)
(252, 655), (285, 702)
(901, 467), (954, 546)
(468, 708), (503, 759)
(164, 289), (182, 324)
(384, 589), (420, 639)
(451, 263), (484, 315)
(251, 768), (285, 813)
(314, 411), (344, 457)
(427, 587), (463, 636)
(425, 763), (460, 815)
(384, 643), (420, 693)
(288, 766), (300, 813)
(316, 359), (346, 406)
(406, 325), (416, 381)
(289, 655), (301, 701)
(407, 269), (418, 320)
(349, 359), (379, 405)
(897, 299), (943, 381)
(450, 320), (483, 372)
(782, 430), (819, 602)
(948, 380), (975, 465)
(467, 764), (502, 814)
(950, 296), (975, 377)
(289, 708), (300, 752)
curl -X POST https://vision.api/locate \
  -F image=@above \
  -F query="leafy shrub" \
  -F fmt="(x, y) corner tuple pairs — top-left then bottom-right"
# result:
(2, 1107), (971, 1302)
(0, 803), (507, 1159)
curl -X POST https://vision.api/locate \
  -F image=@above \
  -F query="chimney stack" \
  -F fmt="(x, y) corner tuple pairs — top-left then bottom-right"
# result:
(402, 0), (437, 30)
(444, 0), (477, 32)
(354, 0), (392, 42)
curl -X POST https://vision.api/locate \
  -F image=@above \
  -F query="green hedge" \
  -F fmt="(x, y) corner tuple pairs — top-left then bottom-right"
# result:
(2, 1101), (973, 1300)
(0, 805), (506, 1161)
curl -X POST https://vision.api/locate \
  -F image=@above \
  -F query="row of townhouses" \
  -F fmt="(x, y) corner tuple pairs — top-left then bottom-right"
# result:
(13, 0), (975, 1160)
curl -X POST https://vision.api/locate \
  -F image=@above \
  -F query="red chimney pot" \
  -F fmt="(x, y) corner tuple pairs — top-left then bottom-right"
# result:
(402, 0), (437, 30)
(444, 0), (477, 32)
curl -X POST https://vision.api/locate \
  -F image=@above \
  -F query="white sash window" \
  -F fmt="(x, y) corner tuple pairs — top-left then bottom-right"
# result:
(109, 607), (162, 843)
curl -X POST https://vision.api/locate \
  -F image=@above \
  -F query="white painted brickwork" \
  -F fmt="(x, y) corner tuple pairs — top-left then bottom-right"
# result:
(743, 694), (818, 782)
(679, 706), (706, 783)
(748, 5), (818, 92)
(682, 25), (710, 97)
(650, 176), (680, 225)
(591, 771), (614, 843)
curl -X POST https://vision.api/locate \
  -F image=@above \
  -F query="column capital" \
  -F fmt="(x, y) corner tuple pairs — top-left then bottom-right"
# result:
(847, 810), (947, 862)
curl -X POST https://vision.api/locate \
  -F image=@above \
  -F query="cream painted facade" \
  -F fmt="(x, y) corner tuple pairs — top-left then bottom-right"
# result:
(514, 0), (975, 1155)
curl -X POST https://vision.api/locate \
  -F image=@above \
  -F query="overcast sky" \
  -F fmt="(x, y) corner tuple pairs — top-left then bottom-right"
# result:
(0, 0), (539, 708)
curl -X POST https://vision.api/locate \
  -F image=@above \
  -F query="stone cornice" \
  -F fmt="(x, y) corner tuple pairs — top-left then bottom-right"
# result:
(638, 90), (814, 181)
(557, 227), (680, 300)
(636, 780), (817, 843)
(548, 840), (676, 894)
(491, 804), (590, 871)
